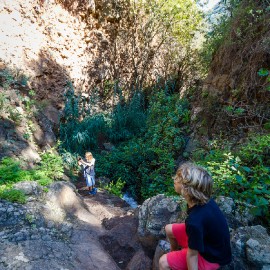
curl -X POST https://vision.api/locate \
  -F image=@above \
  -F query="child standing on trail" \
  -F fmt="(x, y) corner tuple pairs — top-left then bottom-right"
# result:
(78, 152), (97, 195)
(159, 162), (232, 270)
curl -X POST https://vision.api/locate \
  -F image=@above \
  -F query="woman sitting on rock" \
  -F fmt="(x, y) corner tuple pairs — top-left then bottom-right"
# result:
(78, 152), (97, 195)
(159, 163), (232, 270)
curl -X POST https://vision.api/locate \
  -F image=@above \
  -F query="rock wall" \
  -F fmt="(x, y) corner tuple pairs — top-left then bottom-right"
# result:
(0, 0), (123, 107)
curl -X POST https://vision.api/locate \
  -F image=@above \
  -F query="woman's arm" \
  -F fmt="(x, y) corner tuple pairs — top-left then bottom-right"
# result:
(79, 159), (95, 167)
(79, 160), (90, 166)
(187, 248), (198, 270)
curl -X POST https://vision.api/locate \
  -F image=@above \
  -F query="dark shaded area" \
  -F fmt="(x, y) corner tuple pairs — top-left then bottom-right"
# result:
(0, 118), (30, 160)
(52, 0), (94, 16)
(28, 50), (71, 109)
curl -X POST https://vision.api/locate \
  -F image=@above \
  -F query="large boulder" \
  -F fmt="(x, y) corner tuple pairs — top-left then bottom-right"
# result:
(42, 181), (100, 226)
(228, 225), (270, 269)
(13, 181), (43, 196)
(125, 250), (152, 270)
(99, 215), (142, 269)
(137, 194), (186, 251)
(216, 196), (255, 228)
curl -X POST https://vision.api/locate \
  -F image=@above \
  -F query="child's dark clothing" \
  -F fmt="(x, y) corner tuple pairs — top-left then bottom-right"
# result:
(185, 198), (232, 265)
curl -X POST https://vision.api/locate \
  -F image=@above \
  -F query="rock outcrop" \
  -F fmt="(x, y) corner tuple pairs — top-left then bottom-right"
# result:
(0, 181), (121, 270)
(2, 181), (270, 270)
(0, 0), (176, 108)
(137, 194), (187, 251)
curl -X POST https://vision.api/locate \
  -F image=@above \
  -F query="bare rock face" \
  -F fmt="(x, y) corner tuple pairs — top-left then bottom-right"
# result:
(152, 244), (166, 270)
(216, 196), (255, 228)
(99, 215), (143, 269)
(0, 181), (122, 270)
(13, 181), (43, 196)
(229, 225), (270, 269)
(125, 250), (152, 270)
(137, 194), (186, 251)
(0, 0), (127, 106)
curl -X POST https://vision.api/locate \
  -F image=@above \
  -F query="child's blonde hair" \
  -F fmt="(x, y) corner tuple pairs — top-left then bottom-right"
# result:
(175, 162), (212, 204)
(85, 152), (93, 162)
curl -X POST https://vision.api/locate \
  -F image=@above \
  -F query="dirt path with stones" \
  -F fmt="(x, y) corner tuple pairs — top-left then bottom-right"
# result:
(0, 179), (124, 270)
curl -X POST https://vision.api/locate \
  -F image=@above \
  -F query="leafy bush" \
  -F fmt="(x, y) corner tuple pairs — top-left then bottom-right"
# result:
(109, 92), (146, 142)
(39, 149), (64, 180)
(61, 151), (80, 170)
(104, 178), (126, 197)
(37, 178), (53, 186)
(0, 69), (14, 89)
(0, 188), (26, 204)
(59, 83), (147, 154)
(0, 158), (30, 184)
(0, 148), (64, 203)
(96, 89), (190, 201)
(196, 134), (270, 220)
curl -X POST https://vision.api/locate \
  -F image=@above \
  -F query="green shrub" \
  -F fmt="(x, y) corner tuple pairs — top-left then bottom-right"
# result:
(0, 69), (14, 89)
(59, 83), (146, 154)
(109, 92), (146, 142)
(0, 158), (29, 184)
(0, 147), (64, 202)
(39, 149), (64, 180)
(96, 89), (190, 201)
(37, 178), (53, 186)
(61, 151), (80, 170)
(0, 188), (26, 204)
(104, 178), (126, 197)
(197, 134), (270, 220)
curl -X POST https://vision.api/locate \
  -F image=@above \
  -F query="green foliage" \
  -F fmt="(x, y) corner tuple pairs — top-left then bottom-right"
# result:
(61, 151), (79, 170)
(0, 68), (29, 89)
(37, 178), (53, 186)
(109, 92), (146, 142)
(135, 0), (202, 45)
(258, 68), (269, 77)
(200, 0), (269, 72)
(0, 158), (30, 184)
(7, 107), (23, 124)
(96, 88), (190, 201)
(224, 105), (245, 116)
(0, 148), (64, 203)
(196, 134), (270, 220)
(0, 69), (14, 89)
(59, 82), (107, 154)
(258, 68), (270, 91)
(59, 82), (146, 154)
(104, 178), (126, 197)
(0, 188), (26, 204)
(39, 149), (64, 180)
(0, 93), (7, 112)
(0, 155), (61, 185)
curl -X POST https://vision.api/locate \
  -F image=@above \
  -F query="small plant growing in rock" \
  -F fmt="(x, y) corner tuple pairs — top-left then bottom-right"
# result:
(258, 68), (270, 91)
(104, 178), (125, 198)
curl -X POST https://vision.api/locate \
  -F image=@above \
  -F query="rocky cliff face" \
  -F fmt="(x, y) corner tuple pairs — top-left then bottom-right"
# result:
(0, 0), (176, 110)
(0, 0), (120, 107)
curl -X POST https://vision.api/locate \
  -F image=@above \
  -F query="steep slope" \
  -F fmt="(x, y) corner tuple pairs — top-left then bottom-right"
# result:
(194, 0), (270, 139)
(0, 0), (114, 107)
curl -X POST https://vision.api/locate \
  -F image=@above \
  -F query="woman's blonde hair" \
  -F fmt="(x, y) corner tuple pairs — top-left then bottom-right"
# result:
(85, 152), (93, 161)
(175, 162), (212, 205)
